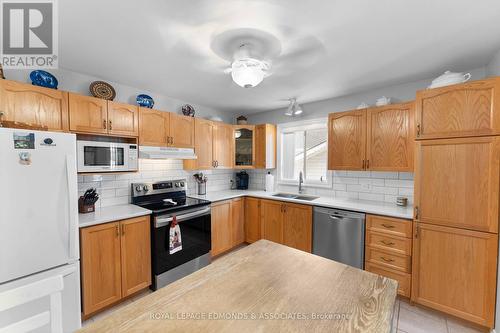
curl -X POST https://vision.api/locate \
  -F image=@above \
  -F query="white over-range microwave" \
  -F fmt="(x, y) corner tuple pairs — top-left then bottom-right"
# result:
(77, 140), (138, 173)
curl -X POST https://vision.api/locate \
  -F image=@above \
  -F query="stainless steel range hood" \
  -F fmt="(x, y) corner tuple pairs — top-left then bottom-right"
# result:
(139, 146), (197, 160)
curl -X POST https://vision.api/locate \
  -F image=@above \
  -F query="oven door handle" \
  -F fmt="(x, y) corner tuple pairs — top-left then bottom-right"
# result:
(155, 207), (211, 228)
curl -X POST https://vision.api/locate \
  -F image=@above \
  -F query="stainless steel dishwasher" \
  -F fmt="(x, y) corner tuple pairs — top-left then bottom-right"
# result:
(313, 207), (365, 269)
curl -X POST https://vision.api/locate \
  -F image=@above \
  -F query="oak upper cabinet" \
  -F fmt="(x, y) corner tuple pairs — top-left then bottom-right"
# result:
(231, 198), (245, 246)
(366, 102), (414, 171)
(414, 137), (500, 233)
(69, 93), (109, 135)
(411, 223), (498, 327)
(80, 216), (151, 317)
(80, 222), (122, 316)
(120, 216), (151, 297)
(244, 197), (261, 243)
(254, 124), (277, 169)
(282, 203), (312, 253)
(211, 200), (233, 257)
(234, 125), (255, 168)
(415, 77), (500, 140)
(328, 110), (366, 170)
(184, 118), (214, 170)
(213, 123), (234, 168)
(169, 113), (194, 148)
(0, 80), (69, 131)
(107, 101), (139, 137)
(139, 108), (169, 146)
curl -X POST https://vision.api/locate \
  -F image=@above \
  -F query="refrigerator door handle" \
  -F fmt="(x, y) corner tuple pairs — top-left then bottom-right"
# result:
(66, 155), (78, 261)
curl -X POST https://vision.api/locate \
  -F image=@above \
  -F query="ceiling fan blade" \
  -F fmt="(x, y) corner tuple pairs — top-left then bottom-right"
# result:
(272, 36), (327, 75)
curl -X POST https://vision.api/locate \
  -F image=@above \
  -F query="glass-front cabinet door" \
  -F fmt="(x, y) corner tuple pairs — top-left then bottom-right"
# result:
(234, 126), (254, 168)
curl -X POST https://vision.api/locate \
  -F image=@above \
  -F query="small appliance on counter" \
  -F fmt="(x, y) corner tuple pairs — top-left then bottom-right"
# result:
(265, 171), (274, 192)
(235, 171), (249, 190)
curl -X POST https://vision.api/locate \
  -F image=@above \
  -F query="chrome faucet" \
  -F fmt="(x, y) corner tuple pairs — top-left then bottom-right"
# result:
(298, 171), (304, 194)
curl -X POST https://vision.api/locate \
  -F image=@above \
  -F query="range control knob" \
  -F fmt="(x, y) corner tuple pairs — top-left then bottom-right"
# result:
(143, 185), (150, 192)
(175, 182), (180, 187)
(135, 185), (142, 192)
(180, 182), (185, 187)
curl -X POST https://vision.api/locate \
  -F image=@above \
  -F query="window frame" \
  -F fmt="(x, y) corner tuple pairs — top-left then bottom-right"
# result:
(277, 118), (332, 189)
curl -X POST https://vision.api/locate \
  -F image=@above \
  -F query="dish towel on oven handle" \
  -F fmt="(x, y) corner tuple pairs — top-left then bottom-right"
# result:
(169, 215), (182, 254)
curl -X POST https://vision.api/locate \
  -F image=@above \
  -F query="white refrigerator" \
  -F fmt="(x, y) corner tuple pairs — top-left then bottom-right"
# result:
(0, 128), (81, 332)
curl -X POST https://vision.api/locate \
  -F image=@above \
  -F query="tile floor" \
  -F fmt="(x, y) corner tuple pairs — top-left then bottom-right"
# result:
(394, 298), (484, 333)
(84, 291), (485, 332)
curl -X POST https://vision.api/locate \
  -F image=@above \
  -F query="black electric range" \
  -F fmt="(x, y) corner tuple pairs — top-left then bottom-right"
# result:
(131, 179), (211, 290)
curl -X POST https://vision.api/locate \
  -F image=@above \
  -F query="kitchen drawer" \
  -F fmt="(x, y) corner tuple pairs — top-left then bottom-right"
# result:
(366, 230), (412, 256)
(365, 262), (411, 298)
(367, 215), (412, 238)
(366, 247), (411, 273)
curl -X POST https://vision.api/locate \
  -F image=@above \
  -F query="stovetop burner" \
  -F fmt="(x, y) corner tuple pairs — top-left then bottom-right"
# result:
(130, 179), (211, 215)
(136, 196), (210, 214)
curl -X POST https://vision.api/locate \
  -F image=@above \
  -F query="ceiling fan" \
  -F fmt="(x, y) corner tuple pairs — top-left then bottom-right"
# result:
(223, 44), (271, 88)
(209, 28), (326, 89)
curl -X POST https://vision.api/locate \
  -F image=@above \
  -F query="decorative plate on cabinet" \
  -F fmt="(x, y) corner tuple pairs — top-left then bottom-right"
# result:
(89, 81), (116, 100)
(136, 94), (154, 108)
(30, 70), (58, 89)
(181, 104), (195, 117)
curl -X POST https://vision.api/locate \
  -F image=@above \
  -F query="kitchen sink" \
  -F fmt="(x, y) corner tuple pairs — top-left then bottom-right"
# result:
(271, 193), (319, 201)
(294, 195), (319, 201)
(272, 193), (298, 199)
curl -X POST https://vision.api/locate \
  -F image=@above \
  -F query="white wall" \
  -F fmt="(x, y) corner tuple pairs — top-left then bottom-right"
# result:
(487, 49), (500, 77)
(245, 67), (487, 125)
(3, 68), (234, 123)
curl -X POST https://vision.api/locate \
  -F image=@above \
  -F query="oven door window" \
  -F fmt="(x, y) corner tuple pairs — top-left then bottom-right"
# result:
(84, 146), (124, 166)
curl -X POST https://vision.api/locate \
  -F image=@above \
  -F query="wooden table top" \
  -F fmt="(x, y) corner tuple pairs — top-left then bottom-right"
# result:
(79, 240), (397, 333)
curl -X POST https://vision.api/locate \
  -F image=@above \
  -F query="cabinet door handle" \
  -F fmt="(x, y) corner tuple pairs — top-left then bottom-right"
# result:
(380, 240), (395, 246)
(121, 224), (125, 236)
(171, 136), (174, 145)
(109, 120), (112, 130)
(416, 123), (421, 137)
(380, 256), (394, 263)
(366, 159), (369, 169)
(362, 160), (365, 169)
(415, 206), (419, 220)
(115, 224), (119, 237)
(381, 224), (395, 229)
(103, 119), (107, 129)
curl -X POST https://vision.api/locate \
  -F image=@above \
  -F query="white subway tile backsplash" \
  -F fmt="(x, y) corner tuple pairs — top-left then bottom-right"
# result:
(333, 176), (358, 184)
(347, 171), (371, 178)
(359, 192), (385, 202)
(78, 159), (237, 209)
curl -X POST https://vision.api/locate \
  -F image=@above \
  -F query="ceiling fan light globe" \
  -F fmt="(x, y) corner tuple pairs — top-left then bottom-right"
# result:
(231, 65), (264, 88)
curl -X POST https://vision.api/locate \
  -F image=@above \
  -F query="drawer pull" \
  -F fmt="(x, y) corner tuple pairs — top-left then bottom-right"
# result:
(380, 240), (395, 246)
(381, 224), (395, 229)
(380, 256), (395, 263)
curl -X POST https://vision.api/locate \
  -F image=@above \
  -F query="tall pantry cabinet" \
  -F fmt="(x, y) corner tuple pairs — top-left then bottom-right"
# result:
(411, 77), (500, 328)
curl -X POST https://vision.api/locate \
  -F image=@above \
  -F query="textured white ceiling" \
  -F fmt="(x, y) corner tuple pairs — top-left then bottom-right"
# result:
(60, 0), (500, 113)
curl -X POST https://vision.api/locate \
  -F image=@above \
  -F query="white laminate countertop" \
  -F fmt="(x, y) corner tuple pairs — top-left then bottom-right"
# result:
(190, 190), (413, 220)
(79, 204), (152, 228)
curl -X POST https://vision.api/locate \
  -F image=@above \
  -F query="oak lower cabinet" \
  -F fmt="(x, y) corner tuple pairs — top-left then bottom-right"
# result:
(365, 215), (413, 298)
(244, 197), (261, 243)
(80, 216), (151, 317)
(211, 198), (246, 256)
(411, 223), (498, 327)
(211, 200), (233, 256)
(415, 77), (500, 139)
(282, 203), (312, 253)
(0, 80), (69, 131)
(261, 199), (312, 253)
